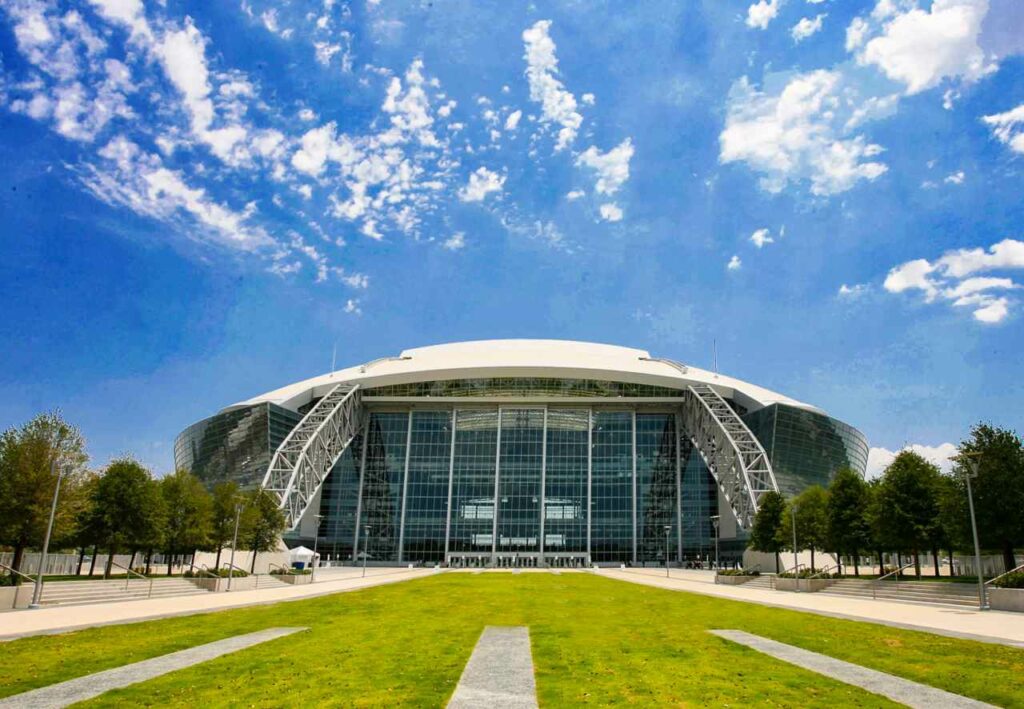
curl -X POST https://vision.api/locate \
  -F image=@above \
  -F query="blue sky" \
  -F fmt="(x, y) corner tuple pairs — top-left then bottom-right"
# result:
(0, 0), (1022, 477)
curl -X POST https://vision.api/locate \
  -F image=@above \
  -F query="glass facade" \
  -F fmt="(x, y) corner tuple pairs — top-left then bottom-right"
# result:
(401, 411), (452, 563)
(743, 403), (870, 497)
(590, 411), (634, 562)
(543, 409), (588, 555)
(636, 413), (677, 563)
(365, 378), (684, 398)
(173, 403), (302, 489)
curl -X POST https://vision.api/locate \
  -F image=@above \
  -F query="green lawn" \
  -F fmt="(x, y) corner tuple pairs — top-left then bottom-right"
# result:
(1, 573), (1021, 707)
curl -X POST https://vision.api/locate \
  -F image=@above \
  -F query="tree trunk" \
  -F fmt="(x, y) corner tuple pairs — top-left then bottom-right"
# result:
(145, 549), (152, 576)
(1003, 542), (1017, 575)
(896, 551), (901, 578)
(76, 547), (86, 576)
(948, 548), (955, 577)
(913, 551), (921, 579)
(215, 546), (223, 572)
(932, 547), (940, 578)
(88, 545), (98, 576)
(810, 548), (815, 573)
(104, 542), (116, 579)
(167, 551), (173, 577)
(854, 554), (860, 577)
(10, 544), (25, 585)
(877, 550), (883, 575)
(128, 550), (137, 572)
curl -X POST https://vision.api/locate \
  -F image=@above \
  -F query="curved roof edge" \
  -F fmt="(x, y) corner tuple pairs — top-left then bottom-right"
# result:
(227, 339), (826, 416)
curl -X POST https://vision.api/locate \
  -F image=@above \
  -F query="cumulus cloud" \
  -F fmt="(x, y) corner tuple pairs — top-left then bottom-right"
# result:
(522, 20), (583, 151)
(944, 170), (965, 185)
(504, 109), (522, 131)
(566, 189), (585, 201)
(720, 71), (888, 195)
(598, 203), (623, 222)
(442, 232), (466, 250)
(746, 0), (781, 30)
(791, 14), (826, 42)
(576, 138), (634, 196)
(982, 103), (1024, 155)
(838, 282), (870, 298)
(883, 238), (1024, 322)
(459, 166), (505, 202)
(727, 255), (742, 270)
(749, 227), (774, 248)
(866, 443), (958, 479)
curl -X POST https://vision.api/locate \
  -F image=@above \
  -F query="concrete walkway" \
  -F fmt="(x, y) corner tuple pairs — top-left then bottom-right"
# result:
(0, 567), (431, 641)
(0, 627), (306, 708)
(447, 626), (538, 709)
(710, 629), (993, 708)
(601, 568), (1024, 648)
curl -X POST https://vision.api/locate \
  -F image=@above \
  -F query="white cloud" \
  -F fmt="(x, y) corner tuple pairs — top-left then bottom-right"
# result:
(566, 189), (585, 201)
(581, 93), (595, 105)
(522, 20), (583, 151)
(866, 443), (958, 479)
(982, 103), (1024, 155)
(298, 108), (317, 122)
(442, 232), (466, 250)
(746, 0), (781, 30)
(727, 254), (742, 270)
(883, 238), (1024, 322)
(720, 71), (888, 195)
(504, 109), (522, 131)
(944, 170), (965, 185)
(749, 227), (774, 248)
(845, 17), (870, 51)
(458, 166), (505, 202)
(855, 0), (996, 95)
(576, 138), (634, 196)
(344, 298), (362, 315)
(838, 282), (870, 298)
(598, 203), (623, 222)
(291, 122), (359, 177)
(792, 14), (826, 42)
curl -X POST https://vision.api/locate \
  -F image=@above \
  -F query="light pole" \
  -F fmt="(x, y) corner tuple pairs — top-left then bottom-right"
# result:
(710, 515), (720, 571)
(953, 453), (987, 610)
(311, 514), (323, 583)
(227, 503), (242, 592)
(361, 524), (371, 578)
(30, 458), (65, 609)
(663, 525), (672, 578)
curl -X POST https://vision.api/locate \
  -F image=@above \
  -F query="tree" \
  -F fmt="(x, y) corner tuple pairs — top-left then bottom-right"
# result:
(241, 488), (286, 573)
(209, 481), (242, 571)
(955, 424), (1024, 574)
(81, 459), (166, 578)
(873, 451), (942, 578)
(779, 486), (829, 571)
(827, 468), (871, 576)
(748, 490), (786, 572)
(160, 470), (213, 576)
(0, 412), (89, 581)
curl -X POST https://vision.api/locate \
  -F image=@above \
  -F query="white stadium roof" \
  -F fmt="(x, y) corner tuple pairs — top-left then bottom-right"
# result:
(230, 339), (823, 415)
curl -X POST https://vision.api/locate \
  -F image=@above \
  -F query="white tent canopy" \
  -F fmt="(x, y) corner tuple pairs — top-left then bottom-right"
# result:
(288, 546), (318, 563)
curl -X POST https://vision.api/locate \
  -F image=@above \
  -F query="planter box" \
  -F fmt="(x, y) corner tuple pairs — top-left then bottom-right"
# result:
(989, 587), (1024, 612)
(715, 575), (757, 585)
(186, 576), (256, 592)
(0, 585), (35, 611)
(276, 574), (313, 585)
(774, 578), (835, 592)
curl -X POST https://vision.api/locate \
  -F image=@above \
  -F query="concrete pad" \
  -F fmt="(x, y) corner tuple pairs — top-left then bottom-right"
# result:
(0, 627), (306, 708)
(710, 629), (993, 709)
(448, 626), (538, 709)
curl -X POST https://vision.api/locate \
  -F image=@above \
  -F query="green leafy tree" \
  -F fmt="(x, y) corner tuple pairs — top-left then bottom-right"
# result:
(873, 451), (942, 578)
(779, 486), (829, 571)
(827, 468), (872, 576)
(241, 488), (286, 573)
(954, 424), (1024, 574)
(160, 469), (213, 575)
(82, 459), (166, 578)
(0, 412), (89, 581)
(209, 481), (243, 571)
(747, 490), (786, 572)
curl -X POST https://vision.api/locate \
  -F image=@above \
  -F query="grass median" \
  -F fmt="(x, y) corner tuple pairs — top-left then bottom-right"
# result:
(0, 573), (1021, 706)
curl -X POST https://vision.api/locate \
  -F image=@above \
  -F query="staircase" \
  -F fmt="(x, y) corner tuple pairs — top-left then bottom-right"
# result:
(818, 578), (981, 608)
(740, 576), (775, 591)
(39, 577), (212, 607)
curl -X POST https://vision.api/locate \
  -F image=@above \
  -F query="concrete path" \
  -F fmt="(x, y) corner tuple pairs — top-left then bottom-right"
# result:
(602, 568), (1024, 648)
(447, 626), (538, 709)
(0, 567), (431, 641)
(710, 629), (993, 708)
(0, 627), (305, 708)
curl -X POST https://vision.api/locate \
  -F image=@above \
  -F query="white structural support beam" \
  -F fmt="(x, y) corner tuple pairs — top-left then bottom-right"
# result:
(261, 383), (363, 530)
(680, 384), (778, 529)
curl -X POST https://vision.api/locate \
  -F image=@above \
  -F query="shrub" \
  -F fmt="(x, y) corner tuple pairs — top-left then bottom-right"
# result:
(717, 569), (760, 577)
(992, 571), (1024, 589)
(778, 568), (838, 579)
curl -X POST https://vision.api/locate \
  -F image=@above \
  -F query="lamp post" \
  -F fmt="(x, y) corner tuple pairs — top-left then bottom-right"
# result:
(663, 525), (672, 578)
(361, 524), (371, 578)
(953, 453), (987, 610)
(227, 502), (242, 592)
(30, 458), (64, 609)
(311, 514), (324, 583)
(710, 515), (720, 571)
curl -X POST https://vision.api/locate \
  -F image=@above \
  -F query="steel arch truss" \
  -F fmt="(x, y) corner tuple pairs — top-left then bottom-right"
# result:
(680, 384), (778, 529)
(261, 383), (363, 530)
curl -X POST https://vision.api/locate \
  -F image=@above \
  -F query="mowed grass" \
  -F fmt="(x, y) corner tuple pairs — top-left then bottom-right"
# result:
(0, 573), (1021, 707)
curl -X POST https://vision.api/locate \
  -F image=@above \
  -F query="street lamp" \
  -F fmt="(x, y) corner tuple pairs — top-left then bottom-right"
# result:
(710, 515), (720, 571)
(310, 514), (324, 583)
(227, 504), (242, 594)
(361, 524), (371, 578)
(663, 525), (672, 578)
(952, 453), (988, 610)
(30, 458), (65, 609)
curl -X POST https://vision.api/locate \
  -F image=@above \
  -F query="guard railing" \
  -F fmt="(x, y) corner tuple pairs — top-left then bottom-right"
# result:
(872, 562), (915, 600)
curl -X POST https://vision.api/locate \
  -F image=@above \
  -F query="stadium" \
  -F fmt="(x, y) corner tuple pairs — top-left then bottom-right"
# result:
(174, 340), (868, 568)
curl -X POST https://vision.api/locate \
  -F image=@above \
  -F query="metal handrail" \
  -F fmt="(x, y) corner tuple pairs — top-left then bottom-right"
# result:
(220, 562), (249, 577)
(984, 562), (1024, 587)
(108, 560), (154, 598)
(0, 562), (37, 585)
(195, 564), (219, 579)
(808, 564), (837, 580)
(872, 562), (915, 599)
(771, 563), (804, 590)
